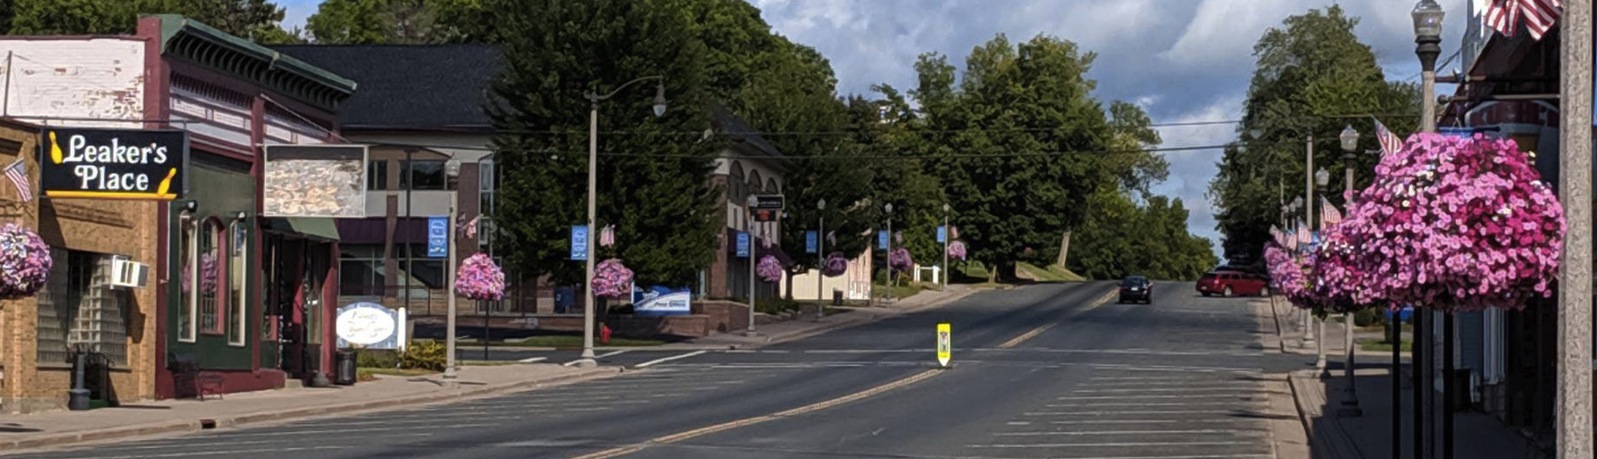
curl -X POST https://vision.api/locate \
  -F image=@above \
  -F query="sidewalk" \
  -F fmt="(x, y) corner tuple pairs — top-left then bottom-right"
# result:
(664, 284), (977, 349)
(0, 363), (618, 452)
(1259, 296), (1546, 458)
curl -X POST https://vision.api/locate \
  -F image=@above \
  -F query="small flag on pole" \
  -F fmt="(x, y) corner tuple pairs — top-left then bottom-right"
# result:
(4, 159), (30, 203)
(463, 215), (479, 238)
(598, 225), (615, 247)
(1320, 197), (1342, 227)
(1373, 117), (1404, 156)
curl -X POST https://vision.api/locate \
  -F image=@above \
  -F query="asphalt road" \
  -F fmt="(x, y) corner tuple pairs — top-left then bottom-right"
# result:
(16, 281), (1311, 459)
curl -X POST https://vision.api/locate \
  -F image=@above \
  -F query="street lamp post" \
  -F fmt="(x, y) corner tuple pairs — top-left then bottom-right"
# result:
(1303, 135), (1317, 348)
(575, 76), (668, 368)
(1338, 125), (1363, 418)
(816, 199), (825, 321)
(942, 203), (950, 292)
(884, 203), (893, 304)
(1314, 167), (1330, 372)
(746, 194), (759, 336)
(1411, 3), (1443, 457)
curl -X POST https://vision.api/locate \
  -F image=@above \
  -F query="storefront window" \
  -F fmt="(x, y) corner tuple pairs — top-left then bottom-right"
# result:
(38, 250), (132, 366)
(401, 160), (448, 190)
(179, 220), (196, 343)
(339, 244), (386, 297)
(199, 219), (223, 335)
(227, 221), (247, 346)
(367, 160), (389, 191)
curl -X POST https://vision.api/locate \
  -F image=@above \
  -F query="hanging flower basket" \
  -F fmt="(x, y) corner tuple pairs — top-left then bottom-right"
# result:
(1341, 133), (1564, 312)
(0, 223), (51, 300)
(592, 258), (634, 299)
(757, 255), (784, 283)
(889, 247), (913, 273)
(1308, 218), (1379, 314)
(1263, 243), (1312, 308)
(455, 253), (506, 301)
(181, 250), (219, 296)
(821, 252), (848, 277)
(946, 241), (967, 261)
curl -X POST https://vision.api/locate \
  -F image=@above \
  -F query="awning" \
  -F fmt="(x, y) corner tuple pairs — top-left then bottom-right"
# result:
(265, 217), (341, 242)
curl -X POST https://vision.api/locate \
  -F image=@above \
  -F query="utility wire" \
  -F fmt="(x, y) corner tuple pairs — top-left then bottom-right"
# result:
(382, 139), (1307, 161)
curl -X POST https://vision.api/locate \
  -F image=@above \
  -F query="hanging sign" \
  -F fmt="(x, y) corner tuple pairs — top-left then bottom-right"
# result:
(570, 225), (589, 261)
(37, 127), (188, 200)
(805, 231), (818, 254)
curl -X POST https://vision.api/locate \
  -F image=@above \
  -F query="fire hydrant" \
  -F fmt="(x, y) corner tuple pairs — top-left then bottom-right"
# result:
(600, 323), (612, 344)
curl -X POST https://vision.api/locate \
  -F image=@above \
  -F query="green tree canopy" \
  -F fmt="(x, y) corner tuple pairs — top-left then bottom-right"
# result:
(489, 0), (721, 288)
(1209, 5), (1418, 264)
(10, 0), (300, 43)
(306, 0), (489, 44)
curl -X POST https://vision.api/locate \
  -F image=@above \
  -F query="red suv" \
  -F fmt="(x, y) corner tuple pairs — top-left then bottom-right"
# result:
(1196, 270), (1268, 297)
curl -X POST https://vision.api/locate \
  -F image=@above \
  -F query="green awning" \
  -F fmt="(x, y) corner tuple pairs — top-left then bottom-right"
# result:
(266, 217), (341, 242)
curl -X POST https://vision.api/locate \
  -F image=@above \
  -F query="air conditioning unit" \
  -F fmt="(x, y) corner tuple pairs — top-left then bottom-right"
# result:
(110, 257), (149, 289)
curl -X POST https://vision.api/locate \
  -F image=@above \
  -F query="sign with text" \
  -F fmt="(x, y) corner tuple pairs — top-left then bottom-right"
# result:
(427, 217), (448, 258)
(570, 225), (589, 260)
(878, 230), (889, 250)
(937, 225), (947, 243)
(336, 302), (401, 350)
(936, 322), (951, 367)
(805, 231), (818, 254)
(263, 144), (368, 218)
(749, 194), (785, 210)
(37, 127), (187, 200)
(736, 231), (750, 258)
(631, 285), (692, 317)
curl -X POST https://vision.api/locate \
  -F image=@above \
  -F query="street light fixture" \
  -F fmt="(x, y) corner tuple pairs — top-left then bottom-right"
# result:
(574, 76), (667, 369)
(884, 203), (894, 304)
(1338, 126), (1364, 418)
(1340, 125), (1360, 154)
(1410, 2), (1444, 457)
(1315, 167), (1331, 190)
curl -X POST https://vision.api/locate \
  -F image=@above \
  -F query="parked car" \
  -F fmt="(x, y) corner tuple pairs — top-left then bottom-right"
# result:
(1119, 276), (1152, 304)
(1195, 270), (1268, 297)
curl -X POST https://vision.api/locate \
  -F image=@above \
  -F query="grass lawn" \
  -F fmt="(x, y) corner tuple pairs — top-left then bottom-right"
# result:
(1358, 338), (1412, 352)
(357, 367), (435, 381)
(874, 282), (924, 300)
(1018, 262), (1086, 282)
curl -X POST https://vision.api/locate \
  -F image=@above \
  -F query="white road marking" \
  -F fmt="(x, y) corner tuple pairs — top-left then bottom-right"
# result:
(1073, 387), (1257, 393)
(596, 350), (631, 359)
(635, 350), (706, 368)
(1006, 421), (1032, 426)
(1047, 419), (1260, 425)
(517, 356), (549, 363)
(1048, 402), (1261, 407)
(993, 429), (1267, 437)
(1024, 410), (1249, 416)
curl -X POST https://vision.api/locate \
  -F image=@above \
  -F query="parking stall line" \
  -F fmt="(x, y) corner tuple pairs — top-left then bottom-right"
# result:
(967, 441), (1258, 448)
(991, 429), (1269, 437)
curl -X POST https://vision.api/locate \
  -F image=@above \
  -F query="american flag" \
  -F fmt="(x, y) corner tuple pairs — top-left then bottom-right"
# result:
(1373, 117), (1404, 156)
(4, 159), (30, 203)
(1320, 197), (1342, 227)
(1484, 0), (1562, 40)
(598, 225), (615, 247)
(1296, 221), (1310, 248)
(463, 215), (479, 239)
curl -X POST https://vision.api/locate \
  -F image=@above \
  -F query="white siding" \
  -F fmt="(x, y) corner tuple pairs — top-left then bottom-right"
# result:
(0, 39), (146, 128)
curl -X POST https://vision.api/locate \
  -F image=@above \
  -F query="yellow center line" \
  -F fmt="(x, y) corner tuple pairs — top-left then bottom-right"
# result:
(996, 287), (1118, 349)
(569, 369), (943, 459)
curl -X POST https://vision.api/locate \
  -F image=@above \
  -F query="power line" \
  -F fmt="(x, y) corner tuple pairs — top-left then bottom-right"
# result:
(385, 139), (1304, 161)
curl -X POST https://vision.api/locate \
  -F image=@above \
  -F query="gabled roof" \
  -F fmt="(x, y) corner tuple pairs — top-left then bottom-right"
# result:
(711, 104), (784, 160)
(147, 15), (356, 111)
(272, 44), (501, 130)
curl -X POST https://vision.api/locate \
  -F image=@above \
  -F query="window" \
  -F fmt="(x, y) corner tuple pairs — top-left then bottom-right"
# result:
(227, 221), (247, 346)
(36, 250), (132, 367)
(339, 244), (386, 297)
(199, 220), (223, 335)
(367, 160), (389, 191)
(401, 160), (448, 190)
(480, 159), (495, 248)
(179, 221), (196, 343)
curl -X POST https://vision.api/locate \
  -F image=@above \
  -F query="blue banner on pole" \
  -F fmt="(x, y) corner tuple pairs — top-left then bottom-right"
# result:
(936, 225), (947, 243)
(1439, 126), (1473, 139)
(569, 225), (589, 260)
(427, 216), (448, 258)
(878, 230), (889, 249)
(736, 231), (750, 258)
(805, 231), (818, 254)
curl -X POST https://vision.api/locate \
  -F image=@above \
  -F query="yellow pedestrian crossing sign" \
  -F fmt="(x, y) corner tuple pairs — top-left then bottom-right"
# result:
(936, 323), (951, 367)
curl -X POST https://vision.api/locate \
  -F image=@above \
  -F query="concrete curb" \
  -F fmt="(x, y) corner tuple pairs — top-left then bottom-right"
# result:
(1285, 370), (1364, 459)
(0, 367), (621, 453)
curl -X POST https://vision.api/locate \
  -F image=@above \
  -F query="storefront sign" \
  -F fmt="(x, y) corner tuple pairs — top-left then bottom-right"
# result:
(631, 285), (692, 316)
(336, 302), (401, 349)
(263, 145), (368, 218)
(37, 128), (187, 200)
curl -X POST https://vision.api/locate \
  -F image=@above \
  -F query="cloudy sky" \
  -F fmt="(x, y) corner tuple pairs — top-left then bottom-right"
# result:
(280, 0), (1473, 252)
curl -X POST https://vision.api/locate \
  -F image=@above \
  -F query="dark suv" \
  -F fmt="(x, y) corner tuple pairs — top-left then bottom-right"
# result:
(1119, 276), (1152, 304)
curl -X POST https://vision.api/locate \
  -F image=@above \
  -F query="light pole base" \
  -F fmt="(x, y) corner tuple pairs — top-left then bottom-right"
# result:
(572, 358), (598, 368)
(744, 331), (760, 337)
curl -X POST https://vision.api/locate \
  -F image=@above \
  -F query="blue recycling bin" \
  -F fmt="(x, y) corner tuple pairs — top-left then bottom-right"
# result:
(1384, 306), (1414, 323)
(554, 287), (574, 314)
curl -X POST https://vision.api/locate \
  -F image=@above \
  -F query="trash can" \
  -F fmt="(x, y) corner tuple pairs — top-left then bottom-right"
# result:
(334, 350), (357, 386)
(832, 289), (844, 306)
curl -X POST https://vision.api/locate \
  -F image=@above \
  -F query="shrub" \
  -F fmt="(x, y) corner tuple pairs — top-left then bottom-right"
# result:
(400, 340), (446, 371)
(355, 349), (400, 368)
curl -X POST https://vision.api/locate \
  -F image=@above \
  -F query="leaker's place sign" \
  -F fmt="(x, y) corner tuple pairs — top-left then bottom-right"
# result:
(37, 128), (188, 200)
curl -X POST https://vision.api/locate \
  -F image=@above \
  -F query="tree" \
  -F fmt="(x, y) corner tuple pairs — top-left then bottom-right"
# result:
(9, 0), (299, 42)
(489, 0), (722, 288)
(1209, 5), (1418, 264)
(306, 0), (493, 44)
